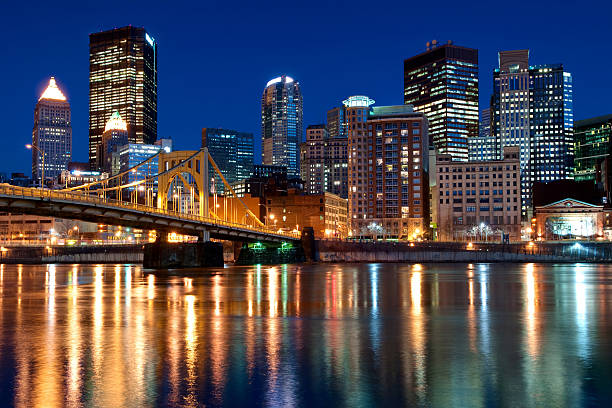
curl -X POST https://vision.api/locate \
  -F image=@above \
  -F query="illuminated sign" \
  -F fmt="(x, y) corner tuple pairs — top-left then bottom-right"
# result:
(145, 33), (155, 47)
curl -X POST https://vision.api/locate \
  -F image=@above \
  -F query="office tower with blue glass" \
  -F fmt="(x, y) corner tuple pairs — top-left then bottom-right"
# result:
(404, 41), (479, 161)
(261, 76), (303, 178)
(468, 107), (497, 161)
(32, 77), (72, 184)
(201, 128), (254, 193)
(492, 49), (573, 217)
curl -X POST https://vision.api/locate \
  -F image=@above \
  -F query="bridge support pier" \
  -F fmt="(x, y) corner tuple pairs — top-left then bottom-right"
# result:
(143, 239), (223, 269)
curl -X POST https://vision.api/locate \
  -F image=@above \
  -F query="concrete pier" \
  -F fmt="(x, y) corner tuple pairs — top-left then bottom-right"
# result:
(143, 241), (224, 268)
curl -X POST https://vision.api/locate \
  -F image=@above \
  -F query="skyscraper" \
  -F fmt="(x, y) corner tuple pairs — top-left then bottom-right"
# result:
(326, 105), (348, 139)
(573, 114), (612, 182)
(349, 104), (429, 239)
(89, 26), (158, 170)
(346, 95), (375, 226)
(261, 76), (303, 178)
(492, 49), (574, 216)
(32, 77), (72, 184)
(201, 128), (254, 193)
(99, 111), (128, 174)
(300, 123), (349, 198)
(404, 41), (479, 161)
(468, 108), (497, 161)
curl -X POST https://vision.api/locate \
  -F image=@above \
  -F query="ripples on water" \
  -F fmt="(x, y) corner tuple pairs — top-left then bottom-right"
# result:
(0, 263), (611, 407)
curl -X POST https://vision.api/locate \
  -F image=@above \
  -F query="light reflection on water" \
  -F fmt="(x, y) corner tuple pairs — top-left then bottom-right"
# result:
(0, 263), (611, 407)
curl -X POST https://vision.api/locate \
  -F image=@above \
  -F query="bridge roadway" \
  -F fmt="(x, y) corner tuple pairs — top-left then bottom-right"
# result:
(0, 184), (300, 244)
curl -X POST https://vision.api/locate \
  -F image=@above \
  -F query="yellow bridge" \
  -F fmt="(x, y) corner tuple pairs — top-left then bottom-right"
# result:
(0, 148), (300, 244)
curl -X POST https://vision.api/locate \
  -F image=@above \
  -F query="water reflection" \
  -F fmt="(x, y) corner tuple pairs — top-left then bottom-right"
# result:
(0, 263), (610, 407)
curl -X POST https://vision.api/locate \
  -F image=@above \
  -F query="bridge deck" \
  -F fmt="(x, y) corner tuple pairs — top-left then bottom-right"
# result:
(0, 184), (300, 243)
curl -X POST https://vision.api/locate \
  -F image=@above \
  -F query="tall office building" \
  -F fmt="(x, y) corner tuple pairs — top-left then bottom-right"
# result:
(468, 108), (497, 161)
(261, 76), (303, 178)
(32, 77), (72, 184)
(349, 104), (429, 239)
(201, 128), (254, 193)
(492, 49), (574, 216)
(327, 105), (348, 139)
(99, 111), (128, 174)
(404, 41), (478, 161)
(300, 125), (327, 194)
(346, 95), (375, 227)
(300, 124), (349, 198)
(573, 114), (612, 182)
(89, 26), (158, 169)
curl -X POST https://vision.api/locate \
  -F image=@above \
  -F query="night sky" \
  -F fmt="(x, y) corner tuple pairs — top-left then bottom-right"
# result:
(2, 0), (610, 174)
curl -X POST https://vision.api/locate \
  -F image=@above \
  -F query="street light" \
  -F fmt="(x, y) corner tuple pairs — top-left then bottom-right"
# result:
(26, 144), (45, 189)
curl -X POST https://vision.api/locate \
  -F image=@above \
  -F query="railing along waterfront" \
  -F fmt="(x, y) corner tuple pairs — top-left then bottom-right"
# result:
(0, 184), (299, 240)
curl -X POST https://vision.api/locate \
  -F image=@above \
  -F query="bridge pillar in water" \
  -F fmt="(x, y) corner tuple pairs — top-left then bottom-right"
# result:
(144, 229), (222, 268)
(300, 227), (316, 262)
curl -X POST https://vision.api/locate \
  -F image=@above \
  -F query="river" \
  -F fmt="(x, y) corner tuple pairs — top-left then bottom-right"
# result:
(0, 263), (610, 407)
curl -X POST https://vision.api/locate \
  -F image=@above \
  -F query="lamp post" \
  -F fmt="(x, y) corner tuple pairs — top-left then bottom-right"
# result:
(26, 144), (45, 189)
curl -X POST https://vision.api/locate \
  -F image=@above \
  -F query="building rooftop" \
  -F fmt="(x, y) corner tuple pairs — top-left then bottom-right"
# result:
(104, 111), (127, 132)
(39, 77), (66, 101)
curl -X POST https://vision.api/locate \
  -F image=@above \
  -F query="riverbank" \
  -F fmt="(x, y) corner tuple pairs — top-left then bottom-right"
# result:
(1, 240), (610, 265)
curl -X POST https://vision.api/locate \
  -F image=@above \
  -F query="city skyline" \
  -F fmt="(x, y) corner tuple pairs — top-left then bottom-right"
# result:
(2, 1), (611, 175)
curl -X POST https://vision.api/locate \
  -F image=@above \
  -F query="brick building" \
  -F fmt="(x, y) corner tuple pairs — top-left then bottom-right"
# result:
(265, 190), (348, 239)
(350, 104), (429, 240)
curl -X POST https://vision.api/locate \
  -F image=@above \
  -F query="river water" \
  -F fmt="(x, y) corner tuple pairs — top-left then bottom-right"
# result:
(0, 263), (610, 407)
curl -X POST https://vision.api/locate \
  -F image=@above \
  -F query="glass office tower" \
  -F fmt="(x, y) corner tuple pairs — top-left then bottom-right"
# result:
(574, 114), (612, 182)
(492, 49), (574, 217)
(89, 26), (158, 170)
(404, 41), (479, 161)
(32, 77), (72, 184)
(261, 76), (303, 178)
(201, 128), (254, 193)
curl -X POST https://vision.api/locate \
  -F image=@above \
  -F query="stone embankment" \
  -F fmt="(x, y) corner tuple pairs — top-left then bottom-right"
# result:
(316, 240), (612, 263)
(0, 244), (143, 264)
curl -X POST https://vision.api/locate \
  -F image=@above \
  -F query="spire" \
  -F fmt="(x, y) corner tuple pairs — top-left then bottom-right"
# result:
(104, 111), (128, 132)
(39, 77), (67, 101)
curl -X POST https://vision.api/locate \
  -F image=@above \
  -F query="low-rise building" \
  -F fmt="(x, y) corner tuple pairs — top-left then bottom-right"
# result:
(265, 190), (348, 239)
(534, 198), (604, 240)
(437, 146), (521, 241)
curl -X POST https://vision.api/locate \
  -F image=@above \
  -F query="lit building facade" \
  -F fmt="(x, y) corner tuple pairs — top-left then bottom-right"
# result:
(99, 111), (128, 174)
(437, 146), (521, 241)
(327, 105), (348, 139)
(201, 128), (254, 193)
(89, 26), (157, 169)
(404, 41), (479, 161)
(350, 103), (430, 240)
(300, 125), (328, 194)
(346, 96), (375, 228)
(32, 77), (72, 184)
(468, 108), (497, 161)
(261, 76), (303, 178)
(118, 143), (164, 188)
(574, 114), (612, 182)
(265, 191), (348, 239)
(492, 49), (574, 217)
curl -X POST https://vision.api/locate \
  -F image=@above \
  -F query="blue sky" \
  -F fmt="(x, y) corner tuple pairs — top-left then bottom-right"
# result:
(2, 0), (610, 173)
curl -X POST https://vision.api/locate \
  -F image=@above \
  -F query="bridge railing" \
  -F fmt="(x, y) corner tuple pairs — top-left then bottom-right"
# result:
(0, 184), (299, 240)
